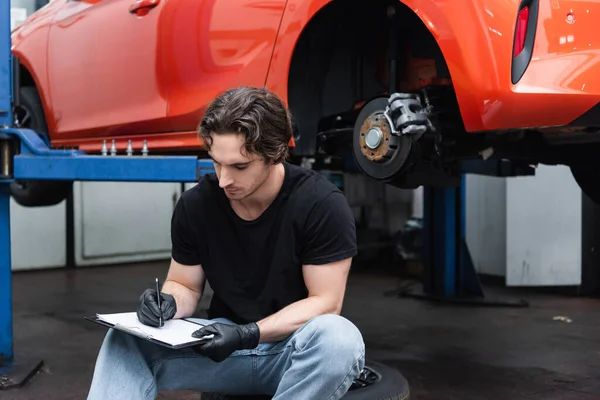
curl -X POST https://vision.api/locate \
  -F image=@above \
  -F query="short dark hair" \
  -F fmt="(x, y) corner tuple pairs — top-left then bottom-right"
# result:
(198, 86), (293, 164)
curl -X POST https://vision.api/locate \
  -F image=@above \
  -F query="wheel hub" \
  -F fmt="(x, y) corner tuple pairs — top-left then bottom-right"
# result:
(358, 111), (397, 162)
(365, 128), (383, 149)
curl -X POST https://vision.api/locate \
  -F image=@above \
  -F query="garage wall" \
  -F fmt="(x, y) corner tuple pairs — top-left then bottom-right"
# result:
(465, 165), (582, 286)
(505, 166), (582, 287)
(10, 181), (183, 271)
(465, 175), (507, 277)
(10, 0), (48, 29)
(10, 198), (66, 271)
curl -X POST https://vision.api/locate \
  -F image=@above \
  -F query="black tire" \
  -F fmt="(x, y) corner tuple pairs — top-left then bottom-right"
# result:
(344, 361), (410, 400)
(201, 360), (409, 400)
(570, 164), (600, 205)
(10, 86), (73, 207)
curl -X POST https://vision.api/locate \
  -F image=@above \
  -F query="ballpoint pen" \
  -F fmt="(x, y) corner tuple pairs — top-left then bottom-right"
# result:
(155, 277), (163, 327)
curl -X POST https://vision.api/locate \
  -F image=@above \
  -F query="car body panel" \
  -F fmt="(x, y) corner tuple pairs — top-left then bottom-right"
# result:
(47, 0), (170, 139)
(12, 0), (287, 152)
(10, 0), (600, 154)
(161, 0), (288, 133)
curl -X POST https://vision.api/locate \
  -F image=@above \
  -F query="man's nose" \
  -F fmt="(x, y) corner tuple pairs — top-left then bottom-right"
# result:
(219, 169), (233, 188)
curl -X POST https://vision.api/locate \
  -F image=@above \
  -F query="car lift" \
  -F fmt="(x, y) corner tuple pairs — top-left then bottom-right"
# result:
(0, 1), (528, 391)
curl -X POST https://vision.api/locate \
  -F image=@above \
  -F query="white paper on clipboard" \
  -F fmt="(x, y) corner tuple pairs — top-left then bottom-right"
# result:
(96, 312), (213, 346)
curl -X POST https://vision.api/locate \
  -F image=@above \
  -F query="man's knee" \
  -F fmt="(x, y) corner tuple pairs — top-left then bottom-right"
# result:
(103, 327), (132, 346)
(300, 314), (365, 363)
(100, 328), (144, 357)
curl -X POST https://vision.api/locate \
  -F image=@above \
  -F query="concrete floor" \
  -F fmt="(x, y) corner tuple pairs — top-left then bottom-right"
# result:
(2, 261), (600, 400)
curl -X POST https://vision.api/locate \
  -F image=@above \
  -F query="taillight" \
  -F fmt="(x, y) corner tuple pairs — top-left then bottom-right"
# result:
(511, 1), (537, 83)
(513, 6), (530, 57)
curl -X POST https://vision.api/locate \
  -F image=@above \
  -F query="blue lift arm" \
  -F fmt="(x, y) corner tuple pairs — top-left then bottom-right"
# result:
(1, 128), (215, 183)
(0, 1), (215, 388)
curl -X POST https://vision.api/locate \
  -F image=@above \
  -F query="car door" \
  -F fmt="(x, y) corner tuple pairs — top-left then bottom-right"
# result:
(46, 0), (169, 141)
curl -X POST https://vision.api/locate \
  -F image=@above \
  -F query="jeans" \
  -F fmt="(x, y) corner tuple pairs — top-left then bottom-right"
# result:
(87, 314), (365, 400)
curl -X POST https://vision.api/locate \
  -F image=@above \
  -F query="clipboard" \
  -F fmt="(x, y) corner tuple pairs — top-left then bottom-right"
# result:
(85, 313), (213, 350)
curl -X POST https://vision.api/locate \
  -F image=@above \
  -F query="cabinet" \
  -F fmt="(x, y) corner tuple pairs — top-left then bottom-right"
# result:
(73, 182), (182, 266)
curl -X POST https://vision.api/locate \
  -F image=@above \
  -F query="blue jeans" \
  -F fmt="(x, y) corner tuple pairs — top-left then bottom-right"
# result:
(87, 314), (365, 400)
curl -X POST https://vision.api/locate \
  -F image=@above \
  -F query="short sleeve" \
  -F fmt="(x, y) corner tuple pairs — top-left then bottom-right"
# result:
(300, 191), (357, 265)
(171, 196), (202, 266)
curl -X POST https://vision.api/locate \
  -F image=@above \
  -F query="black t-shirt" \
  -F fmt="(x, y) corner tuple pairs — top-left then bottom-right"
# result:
(170, 162), (357, 324)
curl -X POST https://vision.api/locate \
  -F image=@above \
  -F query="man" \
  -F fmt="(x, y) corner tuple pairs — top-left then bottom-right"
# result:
(87, 86), (365, 400)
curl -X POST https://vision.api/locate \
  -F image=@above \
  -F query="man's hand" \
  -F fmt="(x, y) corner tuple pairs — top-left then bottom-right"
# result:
(136, 289), (177, 327)
(191, 322), (260, 362)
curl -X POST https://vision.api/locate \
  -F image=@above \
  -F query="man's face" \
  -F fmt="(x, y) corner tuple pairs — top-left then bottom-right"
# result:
(208, 132), (271, 200)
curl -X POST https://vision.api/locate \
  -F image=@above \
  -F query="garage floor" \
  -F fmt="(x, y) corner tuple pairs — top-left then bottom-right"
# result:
(3, 260), (600, 400)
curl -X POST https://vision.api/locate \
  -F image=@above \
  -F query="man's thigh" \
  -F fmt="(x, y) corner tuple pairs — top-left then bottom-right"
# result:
(153, 345), (255, 395)
(153, 318), (256, 395)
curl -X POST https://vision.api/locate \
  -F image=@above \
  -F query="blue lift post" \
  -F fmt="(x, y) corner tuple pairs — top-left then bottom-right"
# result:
(0, 1), (215, 389)
(400, 173), (530, 307)
(0, 0), (16, 386)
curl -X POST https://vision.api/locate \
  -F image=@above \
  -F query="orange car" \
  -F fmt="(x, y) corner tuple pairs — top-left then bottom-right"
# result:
(9, 0), (600, 207)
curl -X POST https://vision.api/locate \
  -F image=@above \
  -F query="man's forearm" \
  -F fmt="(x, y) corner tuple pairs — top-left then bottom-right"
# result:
(162, 280), (202, 319)
(256, 295), (341, 343)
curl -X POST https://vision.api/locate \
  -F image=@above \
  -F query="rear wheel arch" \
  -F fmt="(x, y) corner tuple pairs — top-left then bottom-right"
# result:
(284, 0), (454, 157)
(19, 62), (35, 87)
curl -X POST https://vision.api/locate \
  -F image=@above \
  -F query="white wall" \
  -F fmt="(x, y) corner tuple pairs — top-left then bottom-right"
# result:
(505, 166), (582, 286)
(11, 0), (48, 29)
(465, 165), (582, 286)
(465, 175), (507, 277)
(10, 198), (66, 271)
(10, 181), (184, 270)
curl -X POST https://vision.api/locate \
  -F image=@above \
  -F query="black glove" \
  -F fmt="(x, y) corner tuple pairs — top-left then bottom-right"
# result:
(191, 322), (260, 362)
(136, 288), (177, 327)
